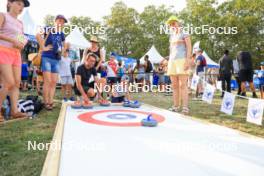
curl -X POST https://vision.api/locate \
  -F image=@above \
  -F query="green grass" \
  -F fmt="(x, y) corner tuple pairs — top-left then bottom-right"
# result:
(0, 90), (263, 176)
(0, 92), (61, 176)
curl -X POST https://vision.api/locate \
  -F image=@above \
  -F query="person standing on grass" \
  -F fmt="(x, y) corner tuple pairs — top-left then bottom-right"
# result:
(258, 62), (264, 99)
(195, 49), (206, 99)
(233, 58), (241, 95)
(236, 51), (258, 98)
(106, 55), (118, 86)
(219, 50), (233, 98)
(144, 55), (153, 88)
(59, 49), (74, 102)
(117, 61), (125, 83)
(0, 0), (30, 122)
(167, 16), (192, 114)
(157, 61), (165, 92)
(36, 15), (67, 110)
(21, 60), (29, 91)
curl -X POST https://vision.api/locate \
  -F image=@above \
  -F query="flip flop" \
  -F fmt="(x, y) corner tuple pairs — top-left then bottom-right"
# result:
(11, 112), (28, 119)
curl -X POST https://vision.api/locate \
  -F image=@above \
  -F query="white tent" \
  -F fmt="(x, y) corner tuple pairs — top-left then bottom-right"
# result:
(140, 45), (164, 64)
(193, 41), (219, 68)
(19, 9), (38, 35)
(66, 27), (90, 49)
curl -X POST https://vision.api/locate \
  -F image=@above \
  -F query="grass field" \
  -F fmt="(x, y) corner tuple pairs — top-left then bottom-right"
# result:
(0, 90), (263, 176)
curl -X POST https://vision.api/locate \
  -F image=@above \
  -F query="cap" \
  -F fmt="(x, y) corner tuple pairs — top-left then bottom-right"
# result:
(55, 15), (68, 23)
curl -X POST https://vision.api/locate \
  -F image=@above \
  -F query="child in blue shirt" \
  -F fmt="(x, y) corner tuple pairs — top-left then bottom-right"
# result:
(258, 62), (264, 99)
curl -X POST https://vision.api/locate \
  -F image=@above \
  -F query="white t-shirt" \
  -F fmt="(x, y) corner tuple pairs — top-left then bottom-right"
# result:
(59, 56), (72, 77)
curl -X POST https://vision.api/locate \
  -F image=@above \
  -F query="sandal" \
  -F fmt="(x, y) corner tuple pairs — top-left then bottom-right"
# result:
(169, 106), (181, 112)
(45, 104), (52, 111)
(49, 103), (55, 108)
(11, 112), (28, 119)
(0, 114), (4, 123)
(181, 107), (190, 115)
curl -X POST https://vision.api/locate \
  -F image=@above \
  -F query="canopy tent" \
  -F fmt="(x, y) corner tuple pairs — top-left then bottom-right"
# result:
(111, 52), (137, 68)
(193, 41), (219, 68)
(19, 9), (38, 42)
(140, 45), (164, 64)
(66, 27), (91, 49)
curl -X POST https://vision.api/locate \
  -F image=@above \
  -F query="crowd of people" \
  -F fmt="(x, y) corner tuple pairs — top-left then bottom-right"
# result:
(0, 1), (263, 123)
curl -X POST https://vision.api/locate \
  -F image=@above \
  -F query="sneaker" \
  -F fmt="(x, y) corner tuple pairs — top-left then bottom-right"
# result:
(69, 97), (75, 101)
(241, 92), (247, 97)
(252, 92), (258, 98)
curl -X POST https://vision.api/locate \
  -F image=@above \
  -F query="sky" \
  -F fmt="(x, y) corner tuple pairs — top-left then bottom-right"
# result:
(0, 0), (187, 25)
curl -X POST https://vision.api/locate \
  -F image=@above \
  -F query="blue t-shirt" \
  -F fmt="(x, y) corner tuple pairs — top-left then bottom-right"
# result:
(257, 70), (264, 85)
(196, 55), (206, 73)
(21, 63), (28, 77)
(42, 28), (65, 60)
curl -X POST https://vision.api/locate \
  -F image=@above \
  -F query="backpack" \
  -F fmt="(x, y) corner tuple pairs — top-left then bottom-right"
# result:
(146, 61), (153, 72)
(201, 55), (207, 67)
(117, 67), (124, 78)
(26, 95), (44, 114)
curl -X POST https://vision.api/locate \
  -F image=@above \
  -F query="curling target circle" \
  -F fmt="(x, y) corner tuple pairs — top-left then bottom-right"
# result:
(78, 109), (165, 127)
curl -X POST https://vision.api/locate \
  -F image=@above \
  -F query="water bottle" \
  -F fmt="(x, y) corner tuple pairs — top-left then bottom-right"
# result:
(3, 99), (10, 120)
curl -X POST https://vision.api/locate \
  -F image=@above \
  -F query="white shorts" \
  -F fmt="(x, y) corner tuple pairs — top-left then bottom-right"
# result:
(60, 76), (74, 85)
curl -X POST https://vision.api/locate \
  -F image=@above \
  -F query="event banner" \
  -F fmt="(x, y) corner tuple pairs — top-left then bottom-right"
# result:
(221, 92), (235, 115)
(246, 98), (264, 126)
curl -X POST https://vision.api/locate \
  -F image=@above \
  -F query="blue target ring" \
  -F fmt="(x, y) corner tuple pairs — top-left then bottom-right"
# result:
(107, 113), (137, 120)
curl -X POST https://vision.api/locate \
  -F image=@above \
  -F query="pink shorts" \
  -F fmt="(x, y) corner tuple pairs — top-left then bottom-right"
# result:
(0, 45), (21, 67)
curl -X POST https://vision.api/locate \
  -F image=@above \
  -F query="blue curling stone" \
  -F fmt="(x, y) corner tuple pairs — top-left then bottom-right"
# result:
(141, 115), (158, 127)
(129, 101), (141, 108)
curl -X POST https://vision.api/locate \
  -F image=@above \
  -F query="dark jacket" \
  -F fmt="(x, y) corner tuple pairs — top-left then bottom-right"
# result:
(219, 54), (233, 75)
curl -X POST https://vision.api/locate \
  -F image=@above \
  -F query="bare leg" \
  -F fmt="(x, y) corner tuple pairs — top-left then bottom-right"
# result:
(179, 75), (189, 108)
(43, 72), (51, 104)
(49, 73), (58, 104)
(9, 66), (21, 114)
(61, 85), (66, 98)
(170, 76), (180, 107)
(0, 65), (15, 109)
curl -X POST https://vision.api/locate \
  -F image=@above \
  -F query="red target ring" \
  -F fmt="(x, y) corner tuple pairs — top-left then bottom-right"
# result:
(78, 109), (165, 127)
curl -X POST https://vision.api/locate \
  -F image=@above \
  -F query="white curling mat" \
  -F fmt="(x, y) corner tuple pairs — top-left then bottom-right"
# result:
(43, 103), (264, 176)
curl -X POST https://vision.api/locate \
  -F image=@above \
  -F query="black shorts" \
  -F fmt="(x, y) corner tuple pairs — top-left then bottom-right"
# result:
(239, 70), (253, 82)
(107, 77), (117, 84)
(111, 96), (125, 103)
(74, 83), (95, 96)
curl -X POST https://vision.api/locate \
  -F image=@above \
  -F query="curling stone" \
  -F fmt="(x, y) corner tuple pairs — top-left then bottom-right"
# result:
(82, 102), (93, 109)
(71, 101), (82, 109)
(100, 100), (111, 107)
(141, 114), (158, 127)
(129, 101), (141, 108)
(123, 100), (131, 107)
